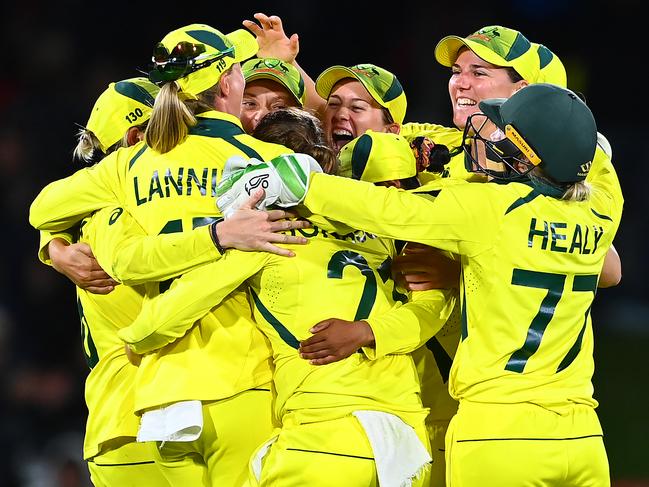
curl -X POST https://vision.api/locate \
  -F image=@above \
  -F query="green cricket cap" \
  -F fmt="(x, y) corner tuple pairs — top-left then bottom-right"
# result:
(316, 63), (407, 124)
(338, 131), (416, 182)
(242, 57), (306, 106)
(435, 26), (540, 83)
(533, 43), (567, 87)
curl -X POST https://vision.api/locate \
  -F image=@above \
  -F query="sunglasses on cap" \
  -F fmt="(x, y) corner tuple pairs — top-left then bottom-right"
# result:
(149, 41), (235, 83)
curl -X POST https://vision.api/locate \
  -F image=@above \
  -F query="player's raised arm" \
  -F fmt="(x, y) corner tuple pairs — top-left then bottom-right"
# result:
(119, 249), (268, 354)
(243, 12), (326, 118)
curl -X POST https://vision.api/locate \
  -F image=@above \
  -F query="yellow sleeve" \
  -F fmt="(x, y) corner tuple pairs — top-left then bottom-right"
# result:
(88, 207), (222, 285)
(587, 145), (624, 219)
(362, 288), (456, 359)
(38, 230), (75, 265)
(118, 250), (268, 354)
(29, 151), (124, 232)
(304, 174), (487, 255)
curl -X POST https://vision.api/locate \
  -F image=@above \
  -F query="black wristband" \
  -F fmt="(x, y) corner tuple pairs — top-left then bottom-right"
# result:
(209, 219), (226, 255)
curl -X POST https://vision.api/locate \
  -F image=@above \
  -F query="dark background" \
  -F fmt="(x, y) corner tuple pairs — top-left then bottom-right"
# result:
(2, 1), (647, 485)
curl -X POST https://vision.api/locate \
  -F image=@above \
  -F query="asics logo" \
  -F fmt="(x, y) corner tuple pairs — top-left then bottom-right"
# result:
(245, 174), (270, 194)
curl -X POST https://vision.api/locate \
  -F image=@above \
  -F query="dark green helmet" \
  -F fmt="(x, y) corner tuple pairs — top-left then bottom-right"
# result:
(478, 83), (597, 183)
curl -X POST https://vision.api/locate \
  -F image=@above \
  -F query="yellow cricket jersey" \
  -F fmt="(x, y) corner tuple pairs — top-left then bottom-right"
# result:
(120, 221), (453, 427)
(588, 145), (623, 224)
(411, 303), (461, 423)
(75, 209), (146, 460)
(399, 126), (622, 426)
(405, 179), (465, 423)
(29, 111), (292, 412)
(304, 173), (622, 412)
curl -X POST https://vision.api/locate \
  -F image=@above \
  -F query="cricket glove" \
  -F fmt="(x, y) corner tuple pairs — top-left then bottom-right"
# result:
(216, 153), (322, 218)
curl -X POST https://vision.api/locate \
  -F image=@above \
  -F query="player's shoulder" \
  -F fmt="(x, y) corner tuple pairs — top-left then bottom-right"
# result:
(596, 132), (612, 159)
(446, 180), (535, 212)
(103, 140), (150, 169)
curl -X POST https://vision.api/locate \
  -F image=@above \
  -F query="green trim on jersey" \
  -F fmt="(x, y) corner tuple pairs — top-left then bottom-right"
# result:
(460, 281), (468, 340)
(590, 208), (613, 222)
(190, 118), (263, 159)
(426, 336), (453, 384)
(505, 188), (541, 215)
(190, 118), (245, 138)
(77, 297), (99, 369)
(128, 145), (148, 170)
(251, 289), (300, 349)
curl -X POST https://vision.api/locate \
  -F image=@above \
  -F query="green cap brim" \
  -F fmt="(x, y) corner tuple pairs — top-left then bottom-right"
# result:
(435, 35), (511, 68)
(316, 66), (365, 100)
(315, 65), (406, 123)
(316, 66), (391, 112)
(245, 72), (305, 106)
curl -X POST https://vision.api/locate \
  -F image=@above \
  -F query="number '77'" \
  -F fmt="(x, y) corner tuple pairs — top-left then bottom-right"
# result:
(505, 269), (598, 373)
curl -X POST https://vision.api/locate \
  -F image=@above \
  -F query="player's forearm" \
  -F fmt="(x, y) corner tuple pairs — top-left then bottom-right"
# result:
(363, 288), (456, 359)
(118, 250), (264, 353)
(292, 60), (326, 120)
(304, 173), (446, 246)
(86, 206), (221, 285)
(29, 167), (118, 231)
(107, 227), (220, 286)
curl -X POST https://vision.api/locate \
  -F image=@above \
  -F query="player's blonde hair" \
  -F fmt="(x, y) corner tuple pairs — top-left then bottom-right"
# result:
(73, 123), (149, 163)
(145, 72), (226, 154)
(73, 129), (102, 162)
(530, 167), (591, 202)
(561, 181), (591, 202)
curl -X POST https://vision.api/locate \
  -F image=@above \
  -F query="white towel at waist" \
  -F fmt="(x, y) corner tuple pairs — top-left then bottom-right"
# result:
(353, 410), (431, 487)
(137, 400), (203, 442)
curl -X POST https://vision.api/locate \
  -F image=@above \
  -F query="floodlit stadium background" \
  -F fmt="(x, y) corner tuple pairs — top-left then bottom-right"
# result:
(2, 1), (647, 485)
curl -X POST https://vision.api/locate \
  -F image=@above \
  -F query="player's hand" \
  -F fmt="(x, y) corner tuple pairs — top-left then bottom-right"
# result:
(299, 319), (375, 366)
(243, 13), (299, 63)
(49, 239), (118, 294)
(409, 136), (450, 173)
(216, 189), (311, 257)
(216, 154), (323, 217)
(393, 243), (460, 291)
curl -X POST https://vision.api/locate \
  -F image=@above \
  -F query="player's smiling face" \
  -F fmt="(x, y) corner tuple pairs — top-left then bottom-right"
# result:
(449, 49), (527, 130)
(240, 79), (299, 134)
(323, 79), (393, 154)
